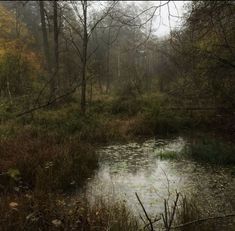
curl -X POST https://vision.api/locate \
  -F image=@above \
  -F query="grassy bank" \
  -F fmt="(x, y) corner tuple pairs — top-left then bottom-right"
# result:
(187, 137), (235, 166)
(157, 136), (235, 166)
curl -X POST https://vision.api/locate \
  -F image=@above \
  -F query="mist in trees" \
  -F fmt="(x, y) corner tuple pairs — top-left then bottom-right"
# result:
(0, 1), (233, 116)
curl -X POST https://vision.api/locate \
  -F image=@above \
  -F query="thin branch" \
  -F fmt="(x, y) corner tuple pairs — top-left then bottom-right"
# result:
(172, 213), (235, 229)
(135, 192), (154, 231)
(16, 82), (82, 117)
(88, 2), (118, 39)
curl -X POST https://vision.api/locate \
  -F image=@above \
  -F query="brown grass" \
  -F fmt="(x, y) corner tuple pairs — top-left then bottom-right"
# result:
(0, 192), (139, 231)
(0, 131), (97, 193)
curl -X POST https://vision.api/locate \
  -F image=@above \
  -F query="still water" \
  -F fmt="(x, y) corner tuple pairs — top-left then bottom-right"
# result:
(84, 137), (235, 223)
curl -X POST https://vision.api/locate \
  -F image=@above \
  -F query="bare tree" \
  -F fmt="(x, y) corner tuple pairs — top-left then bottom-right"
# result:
(64, 1), (117, 113)
(53, 0), (59, 91)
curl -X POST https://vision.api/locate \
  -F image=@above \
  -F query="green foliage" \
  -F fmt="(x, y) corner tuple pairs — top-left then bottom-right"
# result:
(0, 99), (14, 121)
(144, 109), (193, 136)
(157, 150), (180, 160)
(7, 168), (21, 181)
(110, 97), (142, 116)
(187, 138), (235, 165)
(0, 52), (33, 97)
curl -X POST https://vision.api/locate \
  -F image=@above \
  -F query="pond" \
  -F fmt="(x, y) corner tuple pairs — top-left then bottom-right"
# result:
(84, 136), (235, 227)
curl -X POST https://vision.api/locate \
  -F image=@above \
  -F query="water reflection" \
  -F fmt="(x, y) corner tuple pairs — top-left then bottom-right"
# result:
(85, 137), (235, 217)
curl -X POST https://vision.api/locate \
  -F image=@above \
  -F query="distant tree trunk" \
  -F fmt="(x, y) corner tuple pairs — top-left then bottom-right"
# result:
(98, 73), (103, 94)
(81, 0), (88, 114)
(39, 1), (54, 98)
(117, 49), (121, 79)
(89, 79), (93, 103)
(53, 0), (59, 93)
(106, 27), (111, 93)
(6, 75), (12, 104)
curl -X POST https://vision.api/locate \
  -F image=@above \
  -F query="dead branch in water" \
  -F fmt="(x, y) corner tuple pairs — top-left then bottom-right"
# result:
(135, 192), (155, 231)
(172, 213), (235, 229)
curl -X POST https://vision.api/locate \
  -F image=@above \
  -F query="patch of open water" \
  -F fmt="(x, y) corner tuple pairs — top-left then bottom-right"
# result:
(84, 137), (235, 223)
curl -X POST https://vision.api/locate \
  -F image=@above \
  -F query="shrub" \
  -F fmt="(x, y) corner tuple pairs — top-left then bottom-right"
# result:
(0, 133), (98, 193)
(0, 52), (33, 97)
(110, 97), (142, 116)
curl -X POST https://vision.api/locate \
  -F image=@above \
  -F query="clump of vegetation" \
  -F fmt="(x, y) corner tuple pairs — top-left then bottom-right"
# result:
(155, 137), (235, 166)
(187, 138), (235, 166)
(175, 196), (210, 231)
(157, 150), (181, 160)
(0, 193), (139, 231)
(175, 195), (235, 231)
(29, 104), (128, 143)
(0, 133), (98, 193)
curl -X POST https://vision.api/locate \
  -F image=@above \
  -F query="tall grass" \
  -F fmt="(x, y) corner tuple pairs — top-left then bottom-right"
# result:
(0, 192), (139, 231)
(187, 138), (235, 165)
(175, 195), (235, 231)
(0, 133), (98, 193)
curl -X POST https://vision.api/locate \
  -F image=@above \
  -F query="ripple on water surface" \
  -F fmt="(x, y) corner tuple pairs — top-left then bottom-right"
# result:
(85, 137), (235, 217)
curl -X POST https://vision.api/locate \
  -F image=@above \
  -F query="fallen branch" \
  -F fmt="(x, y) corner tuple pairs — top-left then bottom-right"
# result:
(16, 83), (81, 117)
(172, 213), (235, 229)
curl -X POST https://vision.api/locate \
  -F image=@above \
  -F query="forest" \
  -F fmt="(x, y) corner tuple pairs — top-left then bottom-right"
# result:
(0, 1), (235, 230)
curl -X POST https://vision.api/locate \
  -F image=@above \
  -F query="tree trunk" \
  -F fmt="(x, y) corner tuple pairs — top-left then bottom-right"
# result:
(117, 49), (120, 79)
(39, 1), (54, 98)
(81, 0), (88, 114)
(106, 27), (111, 93)
(53, 0), (59, 93)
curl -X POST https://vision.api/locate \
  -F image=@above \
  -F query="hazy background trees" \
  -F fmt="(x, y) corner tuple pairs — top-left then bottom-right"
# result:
(0, 0), (234, 115)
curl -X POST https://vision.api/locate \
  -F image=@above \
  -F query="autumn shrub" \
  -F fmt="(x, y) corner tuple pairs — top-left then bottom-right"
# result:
(0, 52), (34, 98)
(110, 97), (142, 116)
(0, 133), (98, 193)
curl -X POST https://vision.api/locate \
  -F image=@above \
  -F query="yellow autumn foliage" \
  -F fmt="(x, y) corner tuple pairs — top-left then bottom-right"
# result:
(0, 4), (41, 71)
